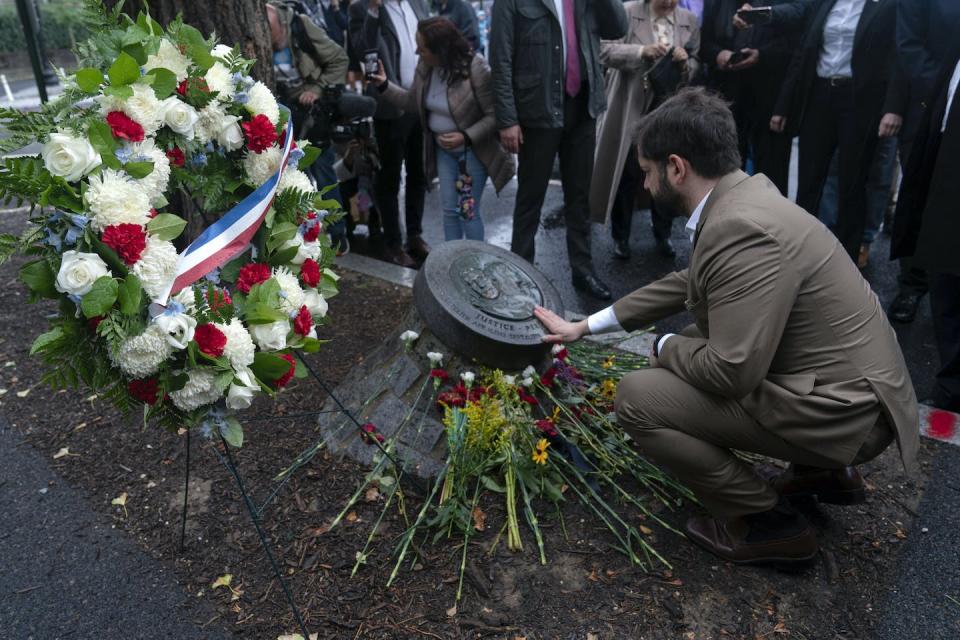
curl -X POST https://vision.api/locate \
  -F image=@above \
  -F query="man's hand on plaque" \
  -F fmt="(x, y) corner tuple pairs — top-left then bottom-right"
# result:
(535, 306), (589, 344)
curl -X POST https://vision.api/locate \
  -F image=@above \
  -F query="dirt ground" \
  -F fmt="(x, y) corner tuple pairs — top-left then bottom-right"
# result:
(0, 207), (934, 639)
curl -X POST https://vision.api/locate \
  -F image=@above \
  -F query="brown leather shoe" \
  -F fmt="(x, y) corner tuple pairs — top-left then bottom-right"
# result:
(857, 243), (870, 269)
(383, 246), (416, 268)
(406, 235), (431, 260)
(685, 502), (818, 566)
(760, 464), (866, 505)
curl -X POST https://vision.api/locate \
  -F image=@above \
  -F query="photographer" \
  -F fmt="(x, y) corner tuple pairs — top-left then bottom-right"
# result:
(267, 2), (351, 251)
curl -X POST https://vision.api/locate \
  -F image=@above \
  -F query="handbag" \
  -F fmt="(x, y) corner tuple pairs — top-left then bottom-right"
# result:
(644, 47), (683, 100)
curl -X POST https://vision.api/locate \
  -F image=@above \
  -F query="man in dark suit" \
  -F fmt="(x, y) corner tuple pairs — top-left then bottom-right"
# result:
(771, 0), (907, 262)
(489, 0), (628, 300)
(700, 0), (808, 195)
(350, 0), (430, 267)
(891, 0), (960, 412)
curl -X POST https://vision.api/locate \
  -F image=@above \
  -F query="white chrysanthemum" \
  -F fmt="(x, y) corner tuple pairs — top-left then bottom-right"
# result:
(242, 145), (282, 187)
(84, 169), (151, 232)
(172, 287), (198, 314)
(195, 101), (227, 145)
(132, 237), (179, 300)
(216, 318), (256, 369)
(131, 139), (171, 206)
(169, 368), (223, 411)
(245, 81), (280, 124)
(98, 83), (166, 136)
(143, 39), (191, 83)
(204, 62), (235, 100)
(115, 325), (172, 378)
(271, 267), (304, 313)
(211, 44), (234, 59)
(279, 168), (315, 194)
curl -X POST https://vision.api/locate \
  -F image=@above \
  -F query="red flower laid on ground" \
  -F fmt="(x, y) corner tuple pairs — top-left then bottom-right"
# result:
(236, 263), (272, 294)
(194, 324), (227, 357)
(519, 390), (539, 406)
(128, 378), (160, 405)
(275, 353), (297, 388)
(430, 369), (449, 382)
(293, 305), (312, 336)
(166, 147), (185, 167)
(360, 422), (385, 445)
(553, 348), (569, 362)
(437, 390), (466, 411)
(299, 259), (320, 287)
(541, 367), (558, 387)
(106, 111), (144, 142)
(535, 418), (559, 438)
(101, 223), (147, 265)
(242, 114), (278, 153)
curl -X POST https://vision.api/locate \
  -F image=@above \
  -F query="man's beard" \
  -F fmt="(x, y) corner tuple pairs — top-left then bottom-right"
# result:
(650, 171), (688, 218)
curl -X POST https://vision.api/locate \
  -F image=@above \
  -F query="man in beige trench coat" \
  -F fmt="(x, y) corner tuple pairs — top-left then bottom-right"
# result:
(536, 88), (918, 566)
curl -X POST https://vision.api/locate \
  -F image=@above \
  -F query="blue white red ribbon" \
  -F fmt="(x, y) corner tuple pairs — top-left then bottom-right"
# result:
(156, 112), (295, 305)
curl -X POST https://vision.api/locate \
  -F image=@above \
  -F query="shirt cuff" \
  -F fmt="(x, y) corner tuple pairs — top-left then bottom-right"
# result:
(656, 333), (675, 357)
(586, 306), (623, 334)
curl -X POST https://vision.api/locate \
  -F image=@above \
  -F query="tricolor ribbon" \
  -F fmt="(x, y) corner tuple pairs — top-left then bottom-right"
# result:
(156, 110), (296, 305)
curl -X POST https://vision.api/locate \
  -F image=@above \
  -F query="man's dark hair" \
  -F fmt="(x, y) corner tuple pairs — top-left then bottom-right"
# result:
(636, 87), (741, 179)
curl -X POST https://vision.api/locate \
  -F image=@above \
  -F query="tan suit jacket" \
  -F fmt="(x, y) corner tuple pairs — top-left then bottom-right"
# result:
(612, 171), (919, 471)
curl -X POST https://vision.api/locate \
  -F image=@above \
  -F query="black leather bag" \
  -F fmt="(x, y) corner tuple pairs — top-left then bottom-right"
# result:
(644, 47), (683, 99)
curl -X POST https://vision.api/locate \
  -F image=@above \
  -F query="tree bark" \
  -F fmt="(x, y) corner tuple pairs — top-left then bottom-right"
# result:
(105, 0), (274, 85)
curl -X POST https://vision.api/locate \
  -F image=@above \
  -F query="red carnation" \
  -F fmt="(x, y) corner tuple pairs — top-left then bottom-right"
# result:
(430, 369), (449, 382)
(101, 223), (147, 266)
(148, 208), (159, 218)
(275, 353), (297, 388)
(553, 348), (569, 362)
(541, 367), (558, 387)
(242, 114), (279, 153)
(293, 305), (313, 336)
(177, 77), (209, 96)
(236, 262), (272, 294)
(519, 390), (539, 406)
(299, 259), (320, 287)
(88, 316), (104, 332)
(535, 418), (559, 438)
(360, 422), (384, 446)
(302, 223), (320, 243)
(194, 323), (227, 358)
(436, 390), (466, 411)
(166, 147), (185, 167)
(106, 111), (144, 143)
(128, 378), (160, 405)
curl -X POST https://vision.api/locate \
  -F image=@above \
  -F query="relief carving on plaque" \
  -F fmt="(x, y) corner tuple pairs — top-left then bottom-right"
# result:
(449, 253), (544, 321)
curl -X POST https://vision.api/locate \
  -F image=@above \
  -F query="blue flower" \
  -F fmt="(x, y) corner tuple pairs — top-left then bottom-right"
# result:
(287, 147), (305, 167)
(204, 142), (215, 153)
(189, 153), (208, 168)
(204, 268), (221, 284)
(114, 146), (134, 165)
(163, 301), (185, 316)
(67, 293), (82, 306)
(43, 228), (63, 251)
(233, 91), (249, 105)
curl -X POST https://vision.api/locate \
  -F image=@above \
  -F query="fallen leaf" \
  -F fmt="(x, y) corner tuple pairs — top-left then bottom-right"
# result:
(364, 487), (381, 502)
(211, 574), (233, 590)
(587, 567), (600, 582)
(587, 633), (599, 640)
(304, 523), (330, 537)
(773, 621), (789, 634)
(894, 527), (907, 540)
(446, 604), (457, 617)
(277, 634), (319, 640)
(111, 492), (128, 517)
(345, 511), (358, 523)
(639, 525), (653, 535)
(53, 447), (70, 459)
(73, 421), (87, 431)
(472, 506), (487, 531)
(16, 389), (30, 398)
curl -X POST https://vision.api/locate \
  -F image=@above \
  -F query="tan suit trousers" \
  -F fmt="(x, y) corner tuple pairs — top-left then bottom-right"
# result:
(615, 367), (893, 518)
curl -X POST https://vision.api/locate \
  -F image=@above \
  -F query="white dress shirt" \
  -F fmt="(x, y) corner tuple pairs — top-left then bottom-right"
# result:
(551, 0), (569, 75)
(943, 59), (960, 133)
(382, 0), (419, 89)
(817, 0), (866, 79)
(586, 190), (713, 343)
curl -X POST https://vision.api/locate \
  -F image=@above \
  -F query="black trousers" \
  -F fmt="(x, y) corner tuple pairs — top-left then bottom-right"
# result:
(797, 79), (879, 261)
(732, 82), (792, 195)
(511, 90), (595, 277)
(373, 113), (425, 248)
(611, 145), (673, 242)
(930, 273), (960, 410)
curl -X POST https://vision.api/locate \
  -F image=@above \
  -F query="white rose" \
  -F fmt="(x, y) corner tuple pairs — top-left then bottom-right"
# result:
(249, 320), (289, 351)
(302, 289), (328, 319)
(42, 132), (101, 182)
(281, 235), (321, 265)
(162, 97), (200, 138)
(153, 312), (197, 350)
(226, 367), (259, 410)
(55, 251), (110, 296)
(216, 114), (244, 151)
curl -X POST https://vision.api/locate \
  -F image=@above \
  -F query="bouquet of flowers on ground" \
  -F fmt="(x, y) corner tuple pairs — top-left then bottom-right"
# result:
(0, 3), (342, 446)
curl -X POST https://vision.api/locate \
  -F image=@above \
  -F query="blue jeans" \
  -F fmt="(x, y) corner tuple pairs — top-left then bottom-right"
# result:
(436, 144), (487, 241)
(817, 135), (898, 244)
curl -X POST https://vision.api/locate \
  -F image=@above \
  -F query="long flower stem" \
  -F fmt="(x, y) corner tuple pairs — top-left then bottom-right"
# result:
(387, 465), (448, 587)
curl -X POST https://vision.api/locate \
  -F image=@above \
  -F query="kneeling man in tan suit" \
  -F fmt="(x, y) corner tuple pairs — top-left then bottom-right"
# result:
(536, 88), (919, 565)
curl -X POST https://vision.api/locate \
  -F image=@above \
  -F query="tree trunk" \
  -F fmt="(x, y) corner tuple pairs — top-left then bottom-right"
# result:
(105, 0), (274, 85)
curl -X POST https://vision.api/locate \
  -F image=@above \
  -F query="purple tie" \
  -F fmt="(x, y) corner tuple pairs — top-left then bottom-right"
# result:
(563, 0), (580, 96)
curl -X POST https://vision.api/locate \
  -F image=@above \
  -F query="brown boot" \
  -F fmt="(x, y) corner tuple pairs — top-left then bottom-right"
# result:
(383, 245), (416, 268)
(685, 500), (818, 566)
(760, 464), (866, 505)
(406, 235), (431, 260)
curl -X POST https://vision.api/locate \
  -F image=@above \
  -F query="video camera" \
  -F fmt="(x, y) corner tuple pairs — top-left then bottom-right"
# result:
(307, 85), (378, 145)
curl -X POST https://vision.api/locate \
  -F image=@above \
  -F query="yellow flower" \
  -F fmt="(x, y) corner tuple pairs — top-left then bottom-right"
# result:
(532, 438), (550, 464)
(599, 378), (617, 400)
(602, 355), (616, 369)
(551, 406), (561, 422)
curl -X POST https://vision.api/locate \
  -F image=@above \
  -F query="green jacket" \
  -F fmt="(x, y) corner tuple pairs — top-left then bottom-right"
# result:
(279, 7), (349, 97)
(489, 0), (628, 129)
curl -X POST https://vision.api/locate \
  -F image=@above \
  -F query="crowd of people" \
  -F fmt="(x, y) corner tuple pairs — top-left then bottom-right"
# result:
(268, 0), (958, 415)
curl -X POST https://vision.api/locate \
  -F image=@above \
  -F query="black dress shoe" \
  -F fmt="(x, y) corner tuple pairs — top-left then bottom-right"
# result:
(758, 464), (866, 505)
(887, 291), (924, 323)
(655, 237), (676, 258)
(613, 238), (631, 260)
(572, 272), (612, 300)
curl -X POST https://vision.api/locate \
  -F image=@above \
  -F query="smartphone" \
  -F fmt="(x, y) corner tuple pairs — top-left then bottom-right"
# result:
(363, 49), (380, 79)
(728, 49), (749, 66)
(737, 6), (773, 25)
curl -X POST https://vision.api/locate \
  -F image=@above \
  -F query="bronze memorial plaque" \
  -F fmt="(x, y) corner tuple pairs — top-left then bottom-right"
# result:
(413, 240), (564, 369)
